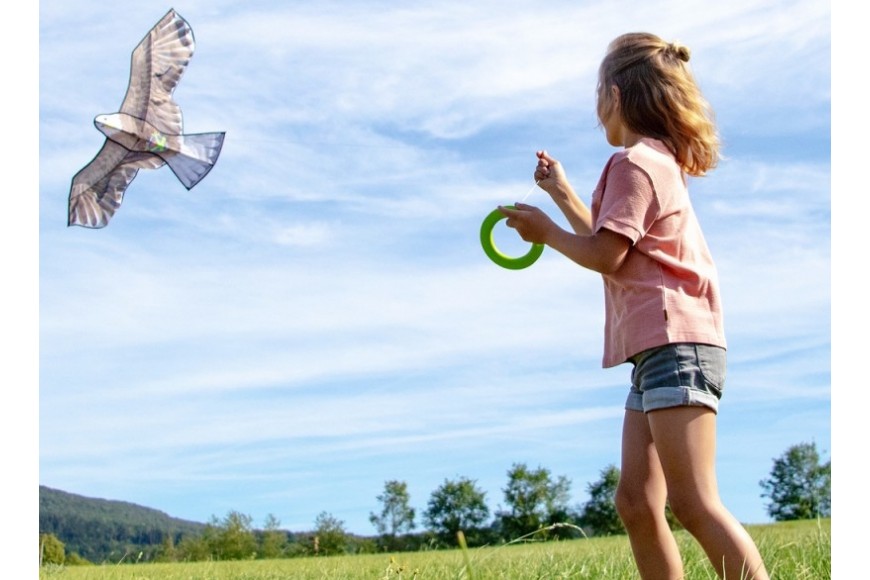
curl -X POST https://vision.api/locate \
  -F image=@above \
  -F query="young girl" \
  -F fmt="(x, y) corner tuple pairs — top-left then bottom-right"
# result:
(500, 33), (769, 579)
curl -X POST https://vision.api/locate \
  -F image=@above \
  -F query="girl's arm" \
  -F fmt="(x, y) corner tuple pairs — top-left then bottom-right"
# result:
(546, 223), (631, 274)
(534, 150), (594, 236)
(499, 203), (630, 274)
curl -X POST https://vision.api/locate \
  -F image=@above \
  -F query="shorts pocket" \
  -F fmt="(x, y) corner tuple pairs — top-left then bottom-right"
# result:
(695, 344), (726, 394)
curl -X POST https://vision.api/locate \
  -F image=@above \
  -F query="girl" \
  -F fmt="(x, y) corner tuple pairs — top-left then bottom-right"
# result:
(500, 33), (769, 579)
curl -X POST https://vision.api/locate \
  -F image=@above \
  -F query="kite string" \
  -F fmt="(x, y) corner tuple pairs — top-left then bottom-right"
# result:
(519, 179), (542, 203)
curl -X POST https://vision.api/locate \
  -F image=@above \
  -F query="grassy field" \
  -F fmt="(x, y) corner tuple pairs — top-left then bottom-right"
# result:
(39, 518), (830, 579)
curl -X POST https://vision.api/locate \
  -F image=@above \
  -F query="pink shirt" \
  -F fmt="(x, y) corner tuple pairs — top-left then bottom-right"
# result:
(591, 138), (726, 368)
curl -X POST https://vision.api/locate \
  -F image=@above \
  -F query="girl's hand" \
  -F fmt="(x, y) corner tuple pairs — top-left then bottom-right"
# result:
(534, 150), (570, 199)
(498, 203), (557, 245)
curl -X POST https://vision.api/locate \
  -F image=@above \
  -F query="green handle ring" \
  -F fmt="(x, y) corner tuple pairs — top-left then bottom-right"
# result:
(480, 206), (545, 270)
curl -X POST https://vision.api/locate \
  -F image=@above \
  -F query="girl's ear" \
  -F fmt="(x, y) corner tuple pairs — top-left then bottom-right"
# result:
(610, 85), (621, 111)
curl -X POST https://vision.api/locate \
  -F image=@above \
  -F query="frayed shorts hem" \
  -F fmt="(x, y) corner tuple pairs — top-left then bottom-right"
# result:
(624, 386), (720, 414)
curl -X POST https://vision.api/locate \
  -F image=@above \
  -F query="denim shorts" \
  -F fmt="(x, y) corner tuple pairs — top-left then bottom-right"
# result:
(625, 343), (726, 414)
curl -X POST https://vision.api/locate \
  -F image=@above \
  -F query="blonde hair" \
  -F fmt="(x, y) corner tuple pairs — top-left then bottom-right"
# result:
(596, 32), (719, 176)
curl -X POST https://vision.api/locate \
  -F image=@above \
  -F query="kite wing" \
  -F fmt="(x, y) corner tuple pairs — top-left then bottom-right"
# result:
(68, 141), (164, 228)
(121, 8), (195, 135)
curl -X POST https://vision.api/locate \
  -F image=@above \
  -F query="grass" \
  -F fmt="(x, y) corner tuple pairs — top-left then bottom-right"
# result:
(39, 518), (830, 579)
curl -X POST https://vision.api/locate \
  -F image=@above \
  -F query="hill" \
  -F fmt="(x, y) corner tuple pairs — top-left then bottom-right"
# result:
(39, 486), (206, 563)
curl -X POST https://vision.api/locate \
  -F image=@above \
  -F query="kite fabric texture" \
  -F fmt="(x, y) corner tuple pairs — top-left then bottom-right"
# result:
(68, 8), (225, 228)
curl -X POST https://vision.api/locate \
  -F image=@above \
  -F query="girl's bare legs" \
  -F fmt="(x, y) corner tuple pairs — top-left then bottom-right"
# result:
(647, 406), (769, 580)
(616, 409), (684, 579)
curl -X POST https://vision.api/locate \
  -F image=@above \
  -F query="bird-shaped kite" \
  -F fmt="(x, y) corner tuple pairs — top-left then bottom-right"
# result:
(68, 8), (225, 228)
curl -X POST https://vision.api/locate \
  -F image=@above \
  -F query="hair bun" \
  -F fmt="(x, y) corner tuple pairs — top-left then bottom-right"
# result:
(669, 42), (691, 62)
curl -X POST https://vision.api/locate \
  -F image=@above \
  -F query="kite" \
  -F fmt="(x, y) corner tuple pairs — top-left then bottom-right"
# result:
(68, 8), (225, 228)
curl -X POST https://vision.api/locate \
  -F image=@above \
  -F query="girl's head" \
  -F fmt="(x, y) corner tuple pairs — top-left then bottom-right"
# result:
(596, 32), (719, 176)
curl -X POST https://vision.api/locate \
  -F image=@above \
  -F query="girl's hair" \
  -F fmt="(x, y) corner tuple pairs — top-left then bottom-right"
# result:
(597, 32), (719, 176)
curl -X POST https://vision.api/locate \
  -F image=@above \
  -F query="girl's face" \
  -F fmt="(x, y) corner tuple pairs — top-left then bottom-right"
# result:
(598, 86), (624, 147)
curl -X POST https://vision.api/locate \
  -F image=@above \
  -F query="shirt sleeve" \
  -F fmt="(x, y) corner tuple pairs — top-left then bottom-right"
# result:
(594, 158), (659, 245)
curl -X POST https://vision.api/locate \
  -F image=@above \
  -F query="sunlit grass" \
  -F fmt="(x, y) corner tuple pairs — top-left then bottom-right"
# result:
(39, 519), (829, 579)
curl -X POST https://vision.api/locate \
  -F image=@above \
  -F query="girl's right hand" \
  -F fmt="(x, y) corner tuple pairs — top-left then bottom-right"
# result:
(534, 150), (570, 198)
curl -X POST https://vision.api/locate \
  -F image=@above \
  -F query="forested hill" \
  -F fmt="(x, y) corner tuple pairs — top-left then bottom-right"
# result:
(39, 485), (206, 563)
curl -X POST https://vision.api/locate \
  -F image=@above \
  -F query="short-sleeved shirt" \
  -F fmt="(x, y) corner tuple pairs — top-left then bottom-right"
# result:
(590, 138), (726, 368)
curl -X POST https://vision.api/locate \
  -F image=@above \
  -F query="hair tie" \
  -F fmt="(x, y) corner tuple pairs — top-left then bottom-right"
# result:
(668, 42), (691, 62)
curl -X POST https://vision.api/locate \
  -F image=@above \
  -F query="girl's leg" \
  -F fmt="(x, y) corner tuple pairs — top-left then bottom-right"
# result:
(647, 406), (769, 579)
(616, 409), (683, 579)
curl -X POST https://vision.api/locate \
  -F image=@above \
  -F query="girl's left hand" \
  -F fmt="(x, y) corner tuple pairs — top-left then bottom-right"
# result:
(498, 203), (557, 245)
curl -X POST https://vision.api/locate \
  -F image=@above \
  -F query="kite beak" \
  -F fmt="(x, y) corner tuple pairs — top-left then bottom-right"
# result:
(94, 114), (123, 137)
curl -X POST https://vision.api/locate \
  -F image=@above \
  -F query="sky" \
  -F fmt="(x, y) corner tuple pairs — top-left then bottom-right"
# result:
(28, 0), (838, 546)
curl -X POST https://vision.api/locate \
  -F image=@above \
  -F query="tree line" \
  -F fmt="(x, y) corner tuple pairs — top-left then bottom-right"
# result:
(40, 441), (830, 566)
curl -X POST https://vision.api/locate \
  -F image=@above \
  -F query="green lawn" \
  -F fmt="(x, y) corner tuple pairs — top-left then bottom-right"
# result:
(40, 519), (830, 579)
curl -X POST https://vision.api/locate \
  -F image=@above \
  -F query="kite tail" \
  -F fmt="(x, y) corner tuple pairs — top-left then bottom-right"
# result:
(163, 132), (226, 189)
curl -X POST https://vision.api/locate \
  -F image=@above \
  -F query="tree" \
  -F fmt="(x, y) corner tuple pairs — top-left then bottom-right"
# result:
(369, 480), (416, 549)
(40, 533), (65, 566)
(210, 511), (257, 560)
(154, 533), (178, 562)
(177, 534), (211, 562)
(424, 477), (490, 545)
(259, 514), (288, 559)
(313, 511), (348, 556)
(760, 441), (831, 521)
(578, 464), (625, 536)
(499, 463), (571, 540)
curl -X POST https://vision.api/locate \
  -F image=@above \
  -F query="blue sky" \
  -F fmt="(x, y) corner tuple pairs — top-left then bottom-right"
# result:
(31, 0), (834, 540)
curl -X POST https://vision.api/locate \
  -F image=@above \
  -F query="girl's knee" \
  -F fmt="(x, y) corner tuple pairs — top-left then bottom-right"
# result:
(667, 495), (720, 532)
(615, 484), (657, 525)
